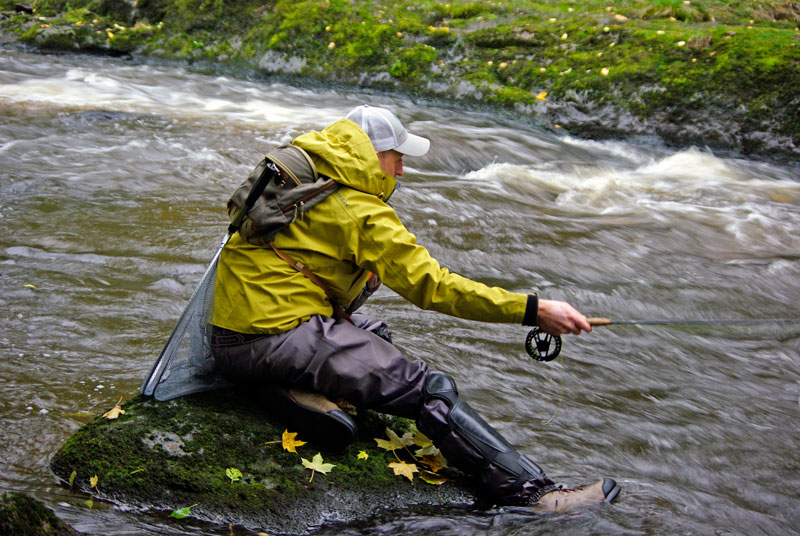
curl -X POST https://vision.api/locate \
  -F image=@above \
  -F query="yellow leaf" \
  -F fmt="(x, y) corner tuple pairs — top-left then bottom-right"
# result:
(535, 91), (548, 101)
(410, 425), (432, 449)
(357, 450), (369, 460)
(281, 429), (306, 453)
(374, 427), (414, 452)
(24, 284), (36, 289)
(388, 461), (418, 482)
(414, 444), (439, 457)
(90, 474), (98, 489)
(418, 453), (446, 473)
(301, 453), (335, 482)
(102, 396), (125, 420)
(419, 470), (448, 486)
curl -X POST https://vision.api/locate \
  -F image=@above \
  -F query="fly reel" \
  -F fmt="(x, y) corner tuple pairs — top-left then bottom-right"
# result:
(524, 327), (562, 362)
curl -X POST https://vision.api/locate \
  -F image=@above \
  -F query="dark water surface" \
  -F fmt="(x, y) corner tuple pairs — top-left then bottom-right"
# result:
(1, 50), (799, 535)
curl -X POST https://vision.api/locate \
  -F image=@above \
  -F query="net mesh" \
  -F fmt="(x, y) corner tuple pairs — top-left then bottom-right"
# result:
(141, 237), (232, 401)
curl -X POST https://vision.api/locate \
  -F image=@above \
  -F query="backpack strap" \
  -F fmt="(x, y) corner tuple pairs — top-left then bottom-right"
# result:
(268, 242), (353, 323)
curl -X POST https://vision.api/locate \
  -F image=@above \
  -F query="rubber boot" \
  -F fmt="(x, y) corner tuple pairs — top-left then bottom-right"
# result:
(529, 478), (621, 512)
(259, 385), (358, 451)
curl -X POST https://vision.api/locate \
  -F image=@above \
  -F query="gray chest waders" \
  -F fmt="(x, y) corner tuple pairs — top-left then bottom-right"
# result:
(422, 372), (550, 495)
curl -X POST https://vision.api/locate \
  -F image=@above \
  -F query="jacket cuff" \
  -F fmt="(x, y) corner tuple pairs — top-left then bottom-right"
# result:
(522, 294), (538, 326)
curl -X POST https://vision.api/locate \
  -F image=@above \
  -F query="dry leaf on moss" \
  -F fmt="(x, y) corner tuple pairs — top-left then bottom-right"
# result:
(419, 470), (448, 485)
(302, 453), (335, 482)
(102, 397), (125, 420)
(388, 461), (418, 482)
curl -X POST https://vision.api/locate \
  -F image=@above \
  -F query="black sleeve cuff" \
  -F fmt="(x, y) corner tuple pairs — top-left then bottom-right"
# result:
(522, 294), (538, 326)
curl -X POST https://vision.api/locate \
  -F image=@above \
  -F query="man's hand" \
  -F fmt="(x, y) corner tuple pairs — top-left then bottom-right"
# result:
(536, 299), (592, 336)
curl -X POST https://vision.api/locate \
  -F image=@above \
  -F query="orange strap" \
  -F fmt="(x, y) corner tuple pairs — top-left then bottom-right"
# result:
(268, 242), (352, 323)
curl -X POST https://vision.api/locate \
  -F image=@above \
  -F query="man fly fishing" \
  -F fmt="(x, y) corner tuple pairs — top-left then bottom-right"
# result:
(210, 104), (620, 510)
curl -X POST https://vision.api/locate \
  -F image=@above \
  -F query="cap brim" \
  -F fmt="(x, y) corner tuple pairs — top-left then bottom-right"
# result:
(394, 133), (430, 157)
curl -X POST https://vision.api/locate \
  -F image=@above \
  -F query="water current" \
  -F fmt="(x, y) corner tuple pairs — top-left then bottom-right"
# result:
(1, 49), (799, 535)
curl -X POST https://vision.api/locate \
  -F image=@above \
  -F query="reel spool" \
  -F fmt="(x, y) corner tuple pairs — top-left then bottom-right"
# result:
(524, 327), (562, 362)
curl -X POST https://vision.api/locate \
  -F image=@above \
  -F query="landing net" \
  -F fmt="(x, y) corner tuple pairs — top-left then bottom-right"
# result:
(140, 234), (233, 401)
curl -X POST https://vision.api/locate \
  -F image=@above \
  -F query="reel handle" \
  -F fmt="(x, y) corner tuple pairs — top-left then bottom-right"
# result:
(524, 327), (562, 362)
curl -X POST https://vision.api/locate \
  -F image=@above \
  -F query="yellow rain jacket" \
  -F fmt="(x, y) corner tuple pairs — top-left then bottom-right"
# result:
(213, 119), (536, 335)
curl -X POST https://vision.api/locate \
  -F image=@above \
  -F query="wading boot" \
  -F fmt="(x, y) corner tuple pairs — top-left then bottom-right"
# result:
(530, 478), (620, 512)
(259, 385), (358, 451)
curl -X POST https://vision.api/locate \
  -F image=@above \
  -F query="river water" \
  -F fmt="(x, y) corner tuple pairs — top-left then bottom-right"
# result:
(1, 49), (799, 535)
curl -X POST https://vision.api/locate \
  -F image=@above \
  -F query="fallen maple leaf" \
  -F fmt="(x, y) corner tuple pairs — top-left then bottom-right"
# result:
(374, 427), (414, 457)
(418, 453), (446, 473)
(419, 470), (448, 486)
(89, 474), (98, 489)
(388, 461), (418, 482)
(410, 425), (432, 448)
(170, 503), (198, 519)
(357, 450), (369, 460)
(301, 453), (335, 482)
(281, 429), (306, 453)
(102, 397), (125, 420)
(225, 467), (242, 483)
(265, 429), (307, 453)
(414, 444), (440, 456)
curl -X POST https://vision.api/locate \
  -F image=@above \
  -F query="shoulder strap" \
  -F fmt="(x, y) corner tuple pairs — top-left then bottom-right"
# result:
(268, 241), (352, 323)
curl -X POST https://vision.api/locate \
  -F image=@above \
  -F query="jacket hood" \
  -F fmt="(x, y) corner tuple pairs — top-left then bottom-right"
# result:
(292, 119), (397, 200)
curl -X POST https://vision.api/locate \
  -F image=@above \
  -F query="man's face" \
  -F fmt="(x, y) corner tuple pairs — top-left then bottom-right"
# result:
(377, 149), (404, 178)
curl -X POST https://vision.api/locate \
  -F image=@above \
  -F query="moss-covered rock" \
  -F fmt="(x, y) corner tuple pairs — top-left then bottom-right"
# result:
(50, 390), (474, 534)
(1, 0), (798, 158)
(0, 493), (77, 536)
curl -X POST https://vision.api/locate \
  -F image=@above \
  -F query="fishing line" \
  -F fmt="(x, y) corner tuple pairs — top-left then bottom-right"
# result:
(529, 316), (799, 425)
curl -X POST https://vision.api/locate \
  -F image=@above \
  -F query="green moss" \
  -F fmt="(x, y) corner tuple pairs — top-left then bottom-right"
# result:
(2, 0), (798, 156)
(50, 391), (468, 532)
(0, 493), (77, 536)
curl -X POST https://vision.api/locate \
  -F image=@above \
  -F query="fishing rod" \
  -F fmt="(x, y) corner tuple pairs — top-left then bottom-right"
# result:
(525, 317), (800, 362)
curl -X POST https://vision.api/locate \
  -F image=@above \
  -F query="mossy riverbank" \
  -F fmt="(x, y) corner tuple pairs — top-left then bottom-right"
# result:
(1, 0), (798, 159)
(49, 390), (474, 534)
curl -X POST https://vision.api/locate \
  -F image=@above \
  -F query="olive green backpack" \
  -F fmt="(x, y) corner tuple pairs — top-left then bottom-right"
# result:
(227, 145), (339, 246)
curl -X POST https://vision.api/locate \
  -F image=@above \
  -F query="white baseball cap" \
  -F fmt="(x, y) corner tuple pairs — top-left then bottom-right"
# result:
(345, 105), (430, 156)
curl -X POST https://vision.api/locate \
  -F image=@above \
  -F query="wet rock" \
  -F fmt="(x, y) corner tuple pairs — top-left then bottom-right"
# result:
(0, 493), (77, 536)
(50, 390), (475, 535)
